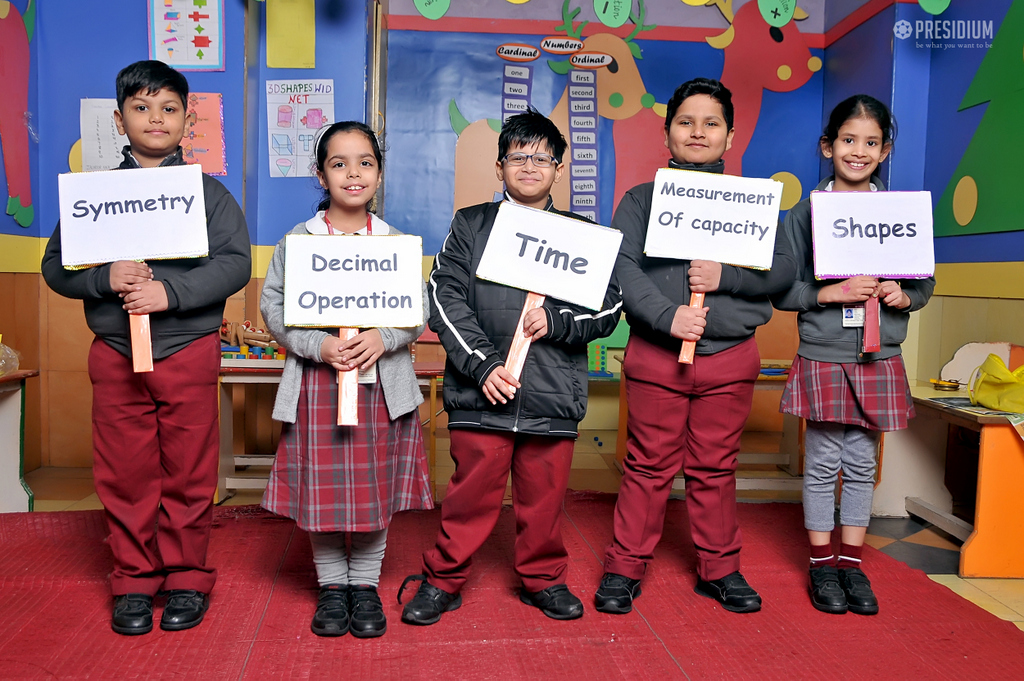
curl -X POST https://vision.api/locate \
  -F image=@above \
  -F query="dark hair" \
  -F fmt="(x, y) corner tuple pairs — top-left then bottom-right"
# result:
(497, 108), (567, 163)
(116, 60), (189, 110)
(313, 121), (384, 212)
(664, 78), (734, 133)
(820, 94), (897, 150)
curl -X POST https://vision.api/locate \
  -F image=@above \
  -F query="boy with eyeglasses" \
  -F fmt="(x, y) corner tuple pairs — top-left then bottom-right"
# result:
(399, 108), (621, 624)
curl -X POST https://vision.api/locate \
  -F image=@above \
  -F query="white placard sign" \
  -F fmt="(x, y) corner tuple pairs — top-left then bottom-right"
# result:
(283, 234), (424, 328)
(58, 164), (208, 269)
(644, 168), (782, 269)
(475, 202), (622, 311)
(810, 190), (934, 279)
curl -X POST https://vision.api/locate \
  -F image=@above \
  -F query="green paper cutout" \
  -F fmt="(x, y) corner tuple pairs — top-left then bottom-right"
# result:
(758, 0), (796, 28)
(414, 0), (450, 21)
(918, 0), (951, 16)
(595, 0), (630, 29)
(608, 92), (624, 108)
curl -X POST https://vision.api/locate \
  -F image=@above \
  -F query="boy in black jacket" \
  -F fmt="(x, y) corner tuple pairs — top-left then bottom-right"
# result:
(41, 61), (251, 635)
(400, 109), (621, 624)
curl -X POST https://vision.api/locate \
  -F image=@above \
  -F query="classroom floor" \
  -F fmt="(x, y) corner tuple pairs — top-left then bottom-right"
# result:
(22, 428), (1024, 635)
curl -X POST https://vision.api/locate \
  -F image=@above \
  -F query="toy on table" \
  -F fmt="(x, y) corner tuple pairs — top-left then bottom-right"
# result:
(588, 343), (613, 378)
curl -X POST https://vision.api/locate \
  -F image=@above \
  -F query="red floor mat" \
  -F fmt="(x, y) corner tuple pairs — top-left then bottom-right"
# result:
(1, 493), (1021, 679)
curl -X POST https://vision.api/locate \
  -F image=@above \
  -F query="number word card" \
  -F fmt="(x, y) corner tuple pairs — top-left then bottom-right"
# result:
(810, 190), (934, 279)
(644, 168), (782, 269)
(284, 234), (424, 328)
(476, 202), (622, 311)
(58, 164), (208, 269)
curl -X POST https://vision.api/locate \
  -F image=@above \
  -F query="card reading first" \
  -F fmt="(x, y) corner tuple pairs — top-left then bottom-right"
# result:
(283, 234), (424, 328)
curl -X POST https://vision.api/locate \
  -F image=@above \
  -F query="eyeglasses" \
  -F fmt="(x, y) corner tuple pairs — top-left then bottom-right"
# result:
(501, 153), (559, 168)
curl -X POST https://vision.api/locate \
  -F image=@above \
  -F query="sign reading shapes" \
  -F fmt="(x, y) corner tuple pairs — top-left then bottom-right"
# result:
(58, 164), (208, 269)
(475, 202), (622, 311)
(644, 168), (783, 270)
(810, 190), (934, 279)
(284, 234), (424, 328)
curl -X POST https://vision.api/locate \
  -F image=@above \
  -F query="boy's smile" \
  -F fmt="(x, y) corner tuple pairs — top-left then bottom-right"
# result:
(664, 94), (734, 166)
(114, 87), (187, 168)
(496, 141), (564, 210)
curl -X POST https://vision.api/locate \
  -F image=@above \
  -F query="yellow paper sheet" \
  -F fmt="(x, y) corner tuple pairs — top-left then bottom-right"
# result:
(267, 0), (316, 69)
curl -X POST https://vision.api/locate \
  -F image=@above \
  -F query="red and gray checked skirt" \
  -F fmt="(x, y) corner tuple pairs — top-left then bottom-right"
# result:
(262, 361), (433, 532)
(780, 355), (915, 432)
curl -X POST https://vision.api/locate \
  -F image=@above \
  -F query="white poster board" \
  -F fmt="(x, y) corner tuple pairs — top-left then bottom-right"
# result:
(58, 164), (208, 268)
(475, 202), (622, 311)
(644, 168), (782, 269)
(283, 234), (424, 328)
(79, 99), (128, 172)
(266, 79), (335, 178)
(810, 190), (934, 279)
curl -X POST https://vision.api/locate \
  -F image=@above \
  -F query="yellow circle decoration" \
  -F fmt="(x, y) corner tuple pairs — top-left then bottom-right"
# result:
(68, 139), (83, 173)
(952, 175), (978, 226)
(777, 65), (792, 81)
(506, 0), (531, 3)
(807, 56), (822, 73)
(770, 171), (803, 211)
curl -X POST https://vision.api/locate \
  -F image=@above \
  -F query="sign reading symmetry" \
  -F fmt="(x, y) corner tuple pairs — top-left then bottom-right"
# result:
(810, 190), (935, 279)
(475, 202), (622, 311)
(58, 164), (208, 268)
(644, 168), (783, 270)
(283, 234), (424, 328)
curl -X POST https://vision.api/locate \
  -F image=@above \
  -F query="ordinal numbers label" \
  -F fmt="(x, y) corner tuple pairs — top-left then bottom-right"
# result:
(570, 71), (595, 84)
(572, 164), (597, 177)
(571, 100), (594, 113)
(572, 179), (596, 192)
(573, 195), (597, 207)
(572, 132), (596, 145)
(569, 86), (594, 98)
(571, 116), (596, 128)
(573, 148), (597, 161)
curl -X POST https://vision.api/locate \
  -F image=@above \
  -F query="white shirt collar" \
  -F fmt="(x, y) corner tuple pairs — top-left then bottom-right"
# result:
(305, 211), (390, 235)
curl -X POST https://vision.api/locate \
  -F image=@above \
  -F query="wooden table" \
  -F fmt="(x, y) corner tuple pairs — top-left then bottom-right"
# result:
(0, 370), (39, 513)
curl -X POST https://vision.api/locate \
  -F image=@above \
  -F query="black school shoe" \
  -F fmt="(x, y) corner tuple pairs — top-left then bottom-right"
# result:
(398, 575), (462, 625)
(838, 567), (879, 615)
(594, 572), (642, 614)
(694, 571), (762, 613)
(112, 593), (154, 635)
(808, 565), (848, 614)
(349, 585), (387, 638)
(160, 589), (209, 631)
(519, 584), (584, 620)
(311, 584), (349, 637)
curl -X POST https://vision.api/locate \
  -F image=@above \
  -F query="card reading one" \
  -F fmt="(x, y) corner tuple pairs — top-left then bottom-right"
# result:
(283, 234), (424, 328)
(644, 168), (782, 269)
(475, 202), (623, 311)
(810, 190), (934, 279)
(58, 164), (208, 269)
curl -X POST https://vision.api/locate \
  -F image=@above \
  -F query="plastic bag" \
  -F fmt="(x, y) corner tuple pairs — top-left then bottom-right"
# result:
(0, 342), (21, 378)
(969, 353), (1024, 413)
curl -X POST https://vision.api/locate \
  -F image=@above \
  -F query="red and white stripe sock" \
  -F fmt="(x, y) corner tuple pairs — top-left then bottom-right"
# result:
(837, 542), (864, 570)
(810, 542), (835, 569)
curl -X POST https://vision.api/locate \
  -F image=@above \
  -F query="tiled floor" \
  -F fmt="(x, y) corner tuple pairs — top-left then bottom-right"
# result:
(21, 429), (1024, 634)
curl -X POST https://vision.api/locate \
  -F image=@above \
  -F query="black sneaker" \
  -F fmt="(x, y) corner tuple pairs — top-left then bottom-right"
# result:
(808, 565), (848, 614)
(519, 584), (584, 620)
(694, 571), (762, 613)
(160, 590), (209, 631)
(838, 567), (879, 615)
(349, 585), (387, 638)
(594, 572), (642, 614)
(111, 593), (154, 635)
(398, 574), (462, 625)
(311, 584), (349, 637)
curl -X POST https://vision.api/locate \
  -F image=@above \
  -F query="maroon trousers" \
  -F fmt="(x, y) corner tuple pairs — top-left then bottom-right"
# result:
(422, 429), (575, 594)
(605, 335), (759, 582)
(89, 333), (220, 596)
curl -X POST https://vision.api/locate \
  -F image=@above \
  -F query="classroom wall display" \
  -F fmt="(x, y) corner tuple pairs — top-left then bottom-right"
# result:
(266, 79), (334, 178)
(79, 100), (127, 173)
(283, 234), (424, 328)
(57, 164), (208, 268)
(475, 202), (622, 311)
(183, 92), (226, 175)
(266, 0), (316, 69)
(148, 0), (225, 71)
(0, 0), (34, 228)
(810, 190), (934, 280)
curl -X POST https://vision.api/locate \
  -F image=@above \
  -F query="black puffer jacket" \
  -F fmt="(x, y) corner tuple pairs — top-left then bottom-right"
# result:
(428, 198), (622, 437)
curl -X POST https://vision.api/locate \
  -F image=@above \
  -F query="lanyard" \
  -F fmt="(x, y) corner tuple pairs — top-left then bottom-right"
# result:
(324, 212), (373, 235)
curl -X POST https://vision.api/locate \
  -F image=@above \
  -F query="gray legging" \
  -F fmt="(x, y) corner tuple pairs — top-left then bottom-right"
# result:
(803, 420), (880, 532)
(308, 528), (388, 587)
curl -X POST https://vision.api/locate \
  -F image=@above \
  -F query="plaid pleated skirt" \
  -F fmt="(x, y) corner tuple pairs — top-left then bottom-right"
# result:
(262, 360), (433, 532)
(780, 355), (915, 432)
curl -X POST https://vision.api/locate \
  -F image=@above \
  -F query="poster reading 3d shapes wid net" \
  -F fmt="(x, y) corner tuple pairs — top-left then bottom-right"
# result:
(80, 100), (128, 172)
(267, 79), (335, 178)
(149, 0), (225, 71)
(183, 92), (226, 175)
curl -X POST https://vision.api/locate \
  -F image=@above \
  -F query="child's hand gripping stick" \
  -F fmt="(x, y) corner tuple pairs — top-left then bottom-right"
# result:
(129, 314), (154, 373)
(505, 292), (546, 381)
(678, 292), (705, 364)
(337, 327), (359, 426)
(862, 295), (881, 353)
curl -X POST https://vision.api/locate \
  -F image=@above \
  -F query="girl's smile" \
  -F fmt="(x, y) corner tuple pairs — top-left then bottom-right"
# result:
(823, 116), (891, 192)
(316, 131), (382, 231)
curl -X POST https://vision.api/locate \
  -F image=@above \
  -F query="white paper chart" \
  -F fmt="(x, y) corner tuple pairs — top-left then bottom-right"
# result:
(149, 0), (225, 71)
(266, 79), (335, 178)
(79, 99), (128, 172)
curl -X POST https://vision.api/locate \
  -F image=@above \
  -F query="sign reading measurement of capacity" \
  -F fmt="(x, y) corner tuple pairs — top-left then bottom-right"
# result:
(644, 168), (783, 269)
(283, 234), (424, 328)
(810, 190), (934, 279)
(475, 202), (622, 311)
(58, 164), (208, 268)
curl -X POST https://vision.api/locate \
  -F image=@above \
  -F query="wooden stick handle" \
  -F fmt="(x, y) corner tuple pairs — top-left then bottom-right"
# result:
(505, 292), (546, 382)
(337, 327), (359, 426)
(678, 292), (705, 364)
(129, 314), (154, 373)
(862, 295), (881, 354)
